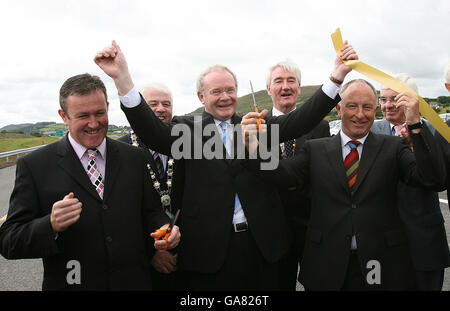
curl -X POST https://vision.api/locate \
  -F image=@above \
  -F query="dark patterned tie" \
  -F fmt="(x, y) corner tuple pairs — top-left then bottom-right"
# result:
(284, 139), (295, 158)
(344, 141), (361, 192)
(152, 152), (165, 180)
(87, 149), (104, 199)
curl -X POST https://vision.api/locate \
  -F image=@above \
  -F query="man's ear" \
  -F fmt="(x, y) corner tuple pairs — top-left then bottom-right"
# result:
(197, 91), (205, 105)
(335, 103), (342, 117)
(58, 109), (69, 125)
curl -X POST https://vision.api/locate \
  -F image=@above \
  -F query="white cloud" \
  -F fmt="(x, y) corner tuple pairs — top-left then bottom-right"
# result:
(0, 0), (449, 128)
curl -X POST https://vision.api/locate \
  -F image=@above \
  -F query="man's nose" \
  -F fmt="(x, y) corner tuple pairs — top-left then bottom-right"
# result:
(154, 103), (165, 112)
(87, 115), (99, 128)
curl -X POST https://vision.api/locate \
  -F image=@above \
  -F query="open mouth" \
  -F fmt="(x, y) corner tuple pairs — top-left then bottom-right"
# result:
(85, 129), (101, 135)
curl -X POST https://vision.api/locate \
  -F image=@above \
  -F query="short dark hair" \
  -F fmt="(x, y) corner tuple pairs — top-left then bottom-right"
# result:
(59, 73), (108, 113)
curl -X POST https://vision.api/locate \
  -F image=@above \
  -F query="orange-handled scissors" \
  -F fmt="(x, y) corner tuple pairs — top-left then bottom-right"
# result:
(249, 80), (262, 132)
(152, 209), (180, 252)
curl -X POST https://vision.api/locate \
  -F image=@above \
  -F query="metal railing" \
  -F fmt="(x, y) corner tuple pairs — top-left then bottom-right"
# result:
(0, 145), (45, 162)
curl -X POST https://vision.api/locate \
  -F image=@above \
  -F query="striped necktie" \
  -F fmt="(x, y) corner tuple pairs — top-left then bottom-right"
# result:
(344, 141), (361, 192)
(87, 149), (104, 199)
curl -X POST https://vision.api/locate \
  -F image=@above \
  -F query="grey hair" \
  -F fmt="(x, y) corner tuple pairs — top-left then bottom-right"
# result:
(381, 73), (418, 93)
(338, 79), (378, 106)
(196, 65), (238, 93)
(266, 60), (302, 88)
(141, 83), (173, 103)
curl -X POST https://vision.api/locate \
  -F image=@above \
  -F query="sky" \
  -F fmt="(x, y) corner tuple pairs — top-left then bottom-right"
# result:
(0, 0), (449, 128)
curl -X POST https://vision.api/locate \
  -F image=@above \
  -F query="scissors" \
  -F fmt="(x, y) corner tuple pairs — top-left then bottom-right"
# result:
(249, 80), (262, 132)
(152, 209), (180, 252)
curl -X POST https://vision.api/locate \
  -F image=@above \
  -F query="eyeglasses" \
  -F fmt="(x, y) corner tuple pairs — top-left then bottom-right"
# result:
(208, 87), (237, 96)
(379, 96), (397, 104)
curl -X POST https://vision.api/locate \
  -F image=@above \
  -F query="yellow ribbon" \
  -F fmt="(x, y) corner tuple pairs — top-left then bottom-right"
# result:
(331, 28), (450, 143)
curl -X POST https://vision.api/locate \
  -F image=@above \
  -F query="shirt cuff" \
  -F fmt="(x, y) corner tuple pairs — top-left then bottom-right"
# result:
(321, 79), (341, 99)
(119, 86), (141, 108)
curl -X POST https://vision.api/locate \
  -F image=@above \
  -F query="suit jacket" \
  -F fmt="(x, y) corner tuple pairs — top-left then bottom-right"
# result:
(266, 112), (330, 253)
(121, 87), (340, 274)
(371, 119), (450, 271)
(253, 127), (446, 290)
(0, 136), (170, 290)
(435, 119), (450, 206)
(118, 133), (181, 194)
(267, 112), (330, 227)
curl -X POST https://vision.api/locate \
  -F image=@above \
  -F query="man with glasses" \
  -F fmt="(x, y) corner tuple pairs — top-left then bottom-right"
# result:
(371, 74), (450, 290)
(94, 40), (358, 290)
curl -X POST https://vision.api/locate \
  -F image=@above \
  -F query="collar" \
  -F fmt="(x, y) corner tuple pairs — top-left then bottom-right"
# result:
(339, 130), (368, 148)
(68, 133), (107, 160)
(272, 106), (296, 117)
(214, 118), (231, 127)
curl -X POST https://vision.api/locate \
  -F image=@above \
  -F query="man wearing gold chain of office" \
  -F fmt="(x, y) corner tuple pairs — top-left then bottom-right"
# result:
(118, 83), (181, 290)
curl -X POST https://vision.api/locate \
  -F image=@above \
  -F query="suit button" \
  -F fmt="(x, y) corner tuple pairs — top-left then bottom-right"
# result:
(102, 204), (108, 210)
(105, 236), (112, 243)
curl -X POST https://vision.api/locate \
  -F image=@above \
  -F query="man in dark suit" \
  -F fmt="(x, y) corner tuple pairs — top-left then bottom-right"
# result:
(242, 79), (446, 290)
(118, 83), (182, 290)
(94, 40), (358, 290)
(371, 74), (450, 290)
(265, 60), (330, 290)
(0, 73), (180, 291)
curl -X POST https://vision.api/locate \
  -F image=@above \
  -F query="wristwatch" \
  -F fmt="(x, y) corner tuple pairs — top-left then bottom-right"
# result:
(407, 120), (423, 131)
(329, 75), (343, 86)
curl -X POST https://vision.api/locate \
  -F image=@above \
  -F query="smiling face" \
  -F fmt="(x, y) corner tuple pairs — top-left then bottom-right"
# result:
(197, 70), (238, 121)
(336, 81), (378, 140)
(143, 88), (173, 124)
(58, 89), (108, 149)
(267, 67), (301, 114)
(380, 88), (405, 125)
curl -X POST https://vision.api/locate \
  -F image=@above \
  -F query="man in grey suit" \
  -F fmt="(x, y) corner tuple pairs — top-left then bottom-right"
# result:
(371, 74), (450, 290)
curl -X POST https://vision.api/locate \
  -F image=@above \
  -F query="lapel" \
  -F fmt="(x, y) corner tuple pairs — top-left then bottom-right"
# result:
(378, 119), (391, 135)
(57, 135), (102, 201)
(103, 138), (121, 202)
(352, 132), (384, 193)
(325, 134), (350, 194)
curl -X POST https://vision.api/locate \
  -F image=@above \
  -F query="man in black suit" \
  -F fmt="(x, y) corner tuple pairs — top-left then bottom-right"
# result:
(242, 79), (446, 290)
(0, 74), (180, 290)
(371, 74), (450, 290)
(94, 40), (358, 290)
(264, 60), (330, 290)
(118, 83), (182, 290)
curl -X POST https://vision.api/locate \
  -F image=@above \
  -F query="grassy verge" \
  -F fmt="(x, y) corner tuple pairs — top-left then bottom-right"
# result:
(0, 135), (59, 169)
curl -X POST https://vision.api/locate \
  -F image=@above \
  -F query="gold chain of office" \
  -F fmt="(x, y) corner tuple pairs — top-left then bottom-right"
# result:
(130, 131), (174, 218)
